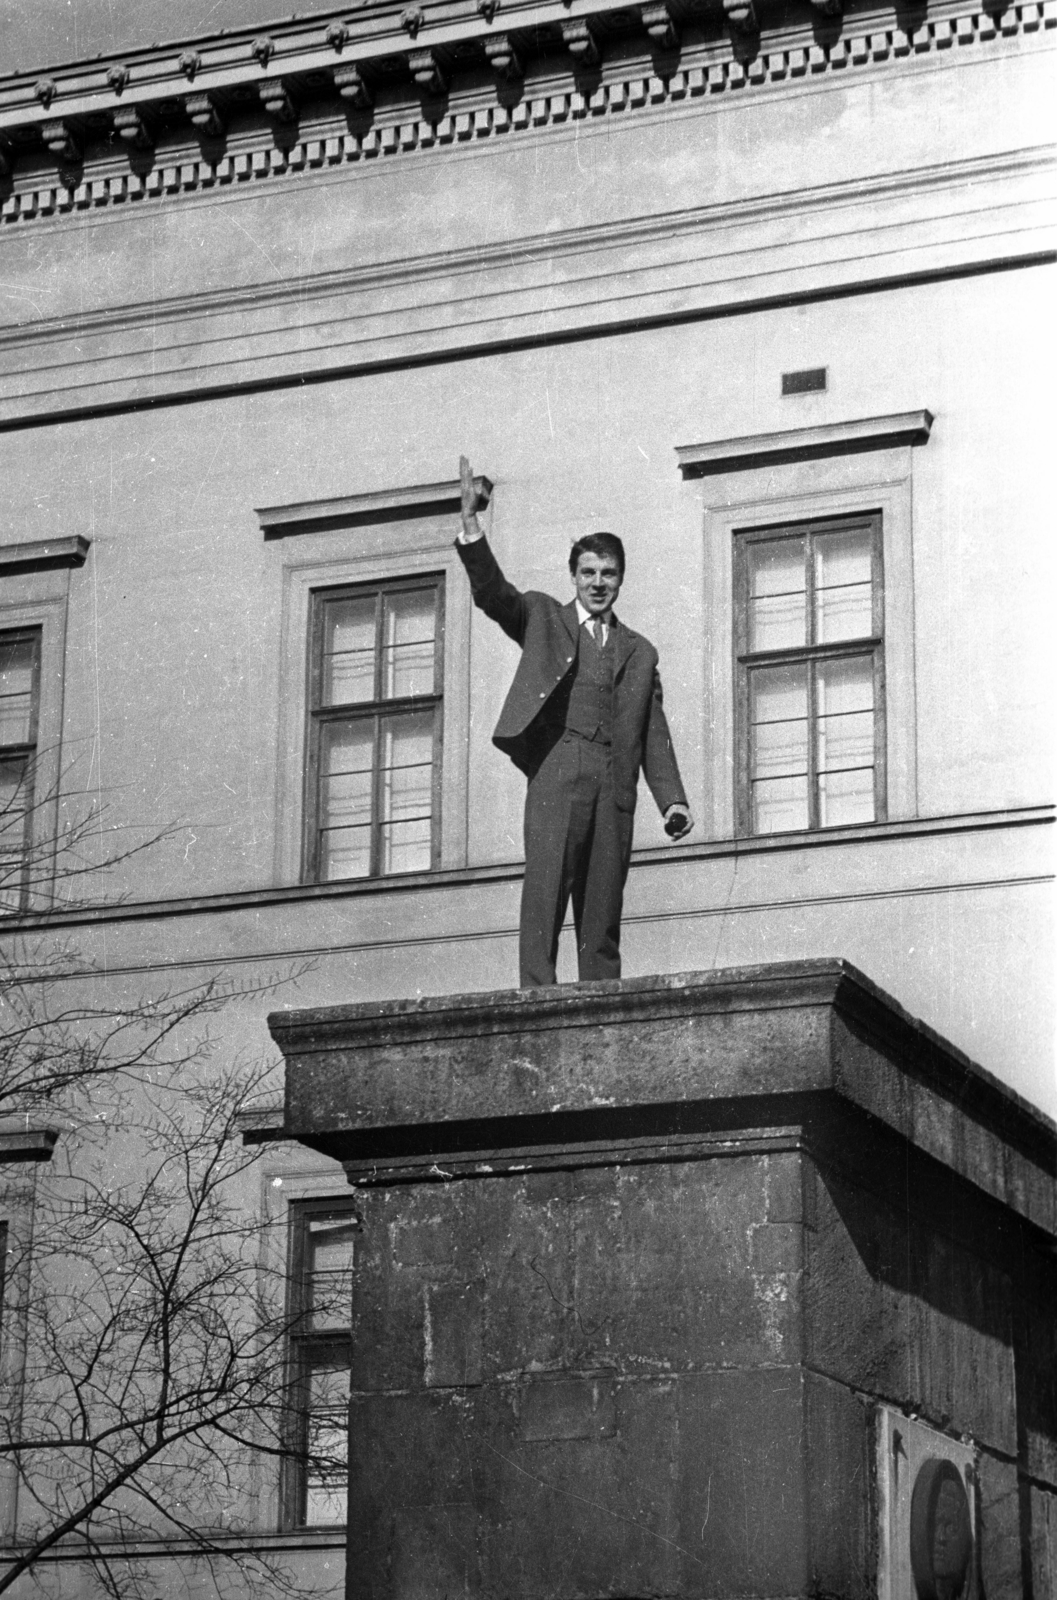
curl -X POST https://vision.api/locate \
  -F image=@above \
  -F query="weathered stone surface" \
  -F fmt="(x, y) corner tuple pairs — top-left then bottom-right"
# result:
(804, 1153), (1018, 1453)
(975, 1451), (1022, 1600)
(350, 1157), (799, 1395)
(272, 962), (1057, 1597)
(1025, 1482), (1057, 1595)
(348, 1371), (815, 1599)
(274, 960), (1055, 1233)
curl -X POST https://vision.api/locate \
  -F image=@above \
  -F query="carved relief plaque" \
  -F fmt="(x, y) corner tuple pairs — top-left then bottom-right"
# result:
(876, 1406), (977, 1600)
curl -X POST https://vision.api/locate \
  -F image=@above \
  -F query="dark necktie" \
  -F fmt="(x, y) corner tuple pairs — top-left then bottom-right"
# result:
(591, 619), (604, 649)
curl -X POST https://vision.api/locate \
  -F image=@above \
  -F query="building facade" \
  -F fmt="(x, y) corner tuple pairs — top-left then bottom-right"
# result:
(0, 0), (1053, 1591)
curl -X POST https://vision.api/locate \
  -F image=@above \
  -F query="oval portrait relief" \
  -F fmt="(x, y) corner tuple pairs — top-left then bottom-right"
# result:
(909, 1457), (974, 1600)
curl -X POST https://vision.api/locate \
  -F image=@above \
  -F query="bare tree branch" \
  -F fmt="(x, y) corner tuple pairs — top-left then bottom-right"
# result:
(0, 795), (333, 1599)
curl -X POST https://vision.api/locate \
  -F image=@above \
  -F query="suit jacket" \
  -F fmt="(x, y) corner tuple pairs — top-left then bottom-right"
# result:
(457, 536), (687, 815)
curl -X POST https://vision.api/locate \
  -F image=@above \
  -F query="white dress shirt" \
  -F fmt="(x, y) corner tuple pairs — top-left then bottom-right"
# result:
(575, 598), (612, 647)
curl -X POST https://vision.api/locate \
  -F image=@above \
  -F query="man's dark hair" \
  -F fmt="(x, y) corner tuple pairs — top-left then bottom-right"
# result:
(569, 532), (626, 579)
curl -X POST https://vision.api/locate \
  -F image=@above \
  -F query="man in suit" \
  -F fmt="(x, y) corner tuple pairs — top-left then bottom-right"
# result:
(457, 456), (693, 988)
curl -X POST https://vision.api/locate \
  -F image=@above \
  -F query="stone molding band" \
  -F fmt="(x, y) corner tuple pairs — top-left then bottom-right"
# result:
(0, 1), (1051, 228)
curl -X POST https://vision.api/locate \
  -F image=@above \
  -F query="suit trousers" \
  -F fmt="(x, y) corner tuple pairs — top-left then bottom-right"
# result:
(520, 733), (635, 988)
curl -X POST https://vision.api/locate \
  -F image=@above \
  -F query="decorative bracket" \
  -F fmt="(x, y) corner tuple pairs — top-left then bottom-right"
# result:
(259, 78), (296, 121)
(251, 36), (276, 67)
(326, 21), (350, 50)
(401, 5), (426, 36)
(408, 48), (448, 95)
(333, 64), (373, 108)
(485, 34), (523, 79)
(179, 50), (202, 80)
(112, 105), (153, 151)
(106, 63), (131, 94)
(34, 77), (57, 108)
(561, 18), (600, 67)
(41, 119), (81, 164)
(477, 0), (500, 17)
(184, 92), (224, 138)
(641, 3), (679, 49)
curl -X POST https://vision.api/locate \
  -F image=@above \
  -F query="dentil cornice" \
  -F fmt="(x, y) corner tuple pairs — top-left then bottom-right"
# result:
(0, 0), (1051, 223)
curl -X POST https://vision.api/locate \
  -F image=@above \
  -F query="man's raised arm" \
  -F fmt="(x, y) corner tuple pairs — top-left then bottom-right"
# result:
(455, 455), (528, 645)
(459, 455), (485, 544)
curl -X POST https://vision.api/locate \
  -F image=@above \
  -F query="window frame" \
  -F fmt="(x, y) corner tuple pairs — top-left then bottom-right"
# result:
(733, 511), (887, 838)
(272, 525), (473, 889)
(280, 1200), (359, 1533)
(690, 448), (920, 845)
(302, 574), (446, 884)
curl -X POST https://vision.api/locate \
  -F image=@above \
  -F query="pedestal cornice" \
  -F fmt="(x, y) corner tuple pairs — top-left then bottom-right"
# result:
(270, 958), (1057, 1234)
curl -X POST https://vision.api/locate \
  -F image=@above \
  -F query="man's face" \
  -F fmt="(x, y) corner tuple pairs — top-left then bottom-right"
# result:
(574, 552), (622, 617)
(932, 1480), (971, 1581)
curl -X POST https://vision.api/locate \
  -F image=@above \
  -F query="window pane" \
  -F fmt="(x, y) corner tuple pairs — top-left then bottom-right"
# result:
(747, 538), (806, 651)
(817, 657), (875, 826)
(0, 758), (29, 878)
(320, 826), (371, 880)
(0, 637), (37, 747)
(750, 665), (808, 769)
(817, 657), (874, 771)
(323, 595), (376, 707)
(304, 1360), (351, 1526)
(752, 774), (809, 834)
(382, 589), (436, 701)
(819, 767), (875, 828)
(749, 664), (809, 834)
(818, 709), (874, 774)
(319, 721), (372, 879)
(381, 817), (433, 877)
(0, 747), (30, 910)
(379, 712), (433, 875)
(308, 1217), (357, 1332)
(0, 756), (29, 823)
(814, 529), (873, 643)
(753, 710), (809, 780)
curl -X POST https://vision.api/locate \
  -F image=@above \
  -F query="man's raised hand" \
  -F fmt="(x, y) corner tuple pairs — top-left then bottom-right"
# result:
(459, 455), (483, 542)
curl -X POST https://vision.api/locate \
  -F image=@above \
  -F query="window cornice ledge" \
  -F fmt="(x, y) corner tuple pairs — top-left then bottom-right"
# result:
(0, 535), (90, 574)
(257, 477), (492, 538)
(675, 410), (934, 478)
(0, 1122), (59, 1162)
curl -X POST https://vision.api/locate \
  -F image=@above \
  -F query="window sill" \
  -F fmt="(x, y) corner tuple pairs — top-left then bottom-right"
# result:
(0, 804), (1049, 934)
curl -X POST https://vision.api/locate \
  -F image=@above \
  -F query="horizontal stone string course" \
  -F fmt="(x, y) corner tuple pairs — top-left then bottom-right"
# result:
(0, 1), (1050, 226)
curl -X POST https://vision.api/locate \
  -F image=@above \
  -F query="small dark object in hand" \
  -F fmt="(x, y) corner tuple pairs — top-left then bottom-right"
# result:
(665, 810), (688, 837)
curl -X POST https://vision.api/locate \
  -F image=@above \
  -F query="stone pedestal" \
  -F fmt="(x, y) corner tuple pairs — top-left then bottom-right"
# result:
(271, 960), (1057, 1598)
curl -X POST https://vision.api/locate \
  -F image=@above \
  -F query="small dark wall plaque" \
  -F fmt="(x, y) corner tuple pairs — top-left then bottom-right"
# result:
(782, 367), (827, 395)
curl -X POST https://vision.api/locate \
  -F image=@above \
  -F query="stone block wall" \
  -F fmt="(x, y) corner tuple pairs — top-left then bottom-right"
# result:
(272, 961), (1057, 1597)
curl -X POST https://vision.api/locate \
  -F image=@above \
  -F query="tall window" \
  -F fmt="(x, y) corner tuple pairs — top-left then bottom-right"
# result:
(0, 630), (41, 910)
(283, 1207), (359, 1529)
(735, 514), (885, 836)
(304, 579), (444, 881)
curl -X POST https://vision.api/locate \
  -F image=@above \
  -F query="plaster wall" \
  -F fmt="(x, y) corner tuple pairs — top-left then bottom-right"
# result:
(0, 267), (1049, 879)
(0, 260), (1050, 1100)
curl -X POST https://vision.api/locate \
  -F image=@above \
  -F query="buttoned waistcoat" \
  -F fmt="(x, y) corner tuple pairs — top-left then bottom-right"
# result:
(456, 536), (687, 815)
